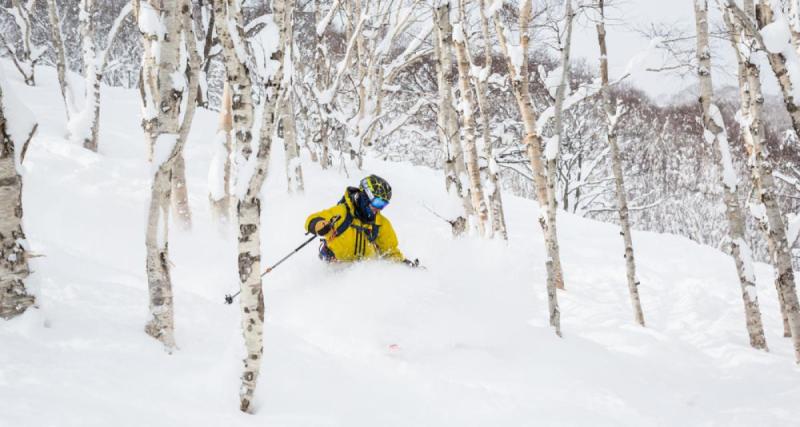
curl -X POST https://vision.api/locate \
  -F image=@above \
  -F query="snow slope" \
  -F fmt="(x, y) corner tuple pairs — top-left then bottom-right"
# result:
(1, 65), (799, 427)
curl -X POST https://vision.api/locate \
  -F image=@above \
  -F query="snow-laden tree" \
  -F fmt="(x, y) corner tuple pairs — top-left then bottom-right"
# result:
(694, 0), (767, 350)
(214, 0), (291, 411)
(492, 0), (561, 336)
(46, 0), (73, 121)
(723, 0), (800, 140)
(454, 0), (490, 236)
(721, 0), (800, 363)
(473, 0), (508, 240)
(434, 1), (470, 236)
(136, 0), (199, 351)
(0, 73), (37, 320)
(0, 0), (45, 86)
(59, 0), (134, 152)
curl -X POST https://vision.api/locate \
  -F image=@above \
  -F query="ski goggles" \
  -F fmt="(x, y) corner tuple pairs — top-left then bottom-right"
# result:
(370, 196), (390, 210)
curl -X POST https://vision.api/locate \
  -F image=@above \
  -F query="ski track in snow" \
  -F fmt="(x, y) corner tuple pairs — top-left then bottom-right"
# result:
(1, 64), (799, 427)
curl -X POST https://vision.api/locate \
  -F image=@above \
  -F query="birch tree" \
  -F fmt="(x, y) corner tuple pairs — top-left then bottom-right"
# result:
(597, 0), (645, 326)
(542, 0), (573, 290)
(475, 0), (508, 240)
(434, 2), (470, 236)
(215, 0), (289, 411)
(722, 1), (800, 363)
(309, 0), (333, 169)
(47, 0), (74, 121)
(0, 75), (37, 320)
(137, 0), (198, 351)
(69, 0), (133, 152)
(209, 81), (233, 222)
(695, 0), (766, 349)
(1, 0), (45, 86)
(724, 0), (800, 140)
(454, 0), (489, 236)
(492, 0), (561, 335)
(282, 0), (303, 193)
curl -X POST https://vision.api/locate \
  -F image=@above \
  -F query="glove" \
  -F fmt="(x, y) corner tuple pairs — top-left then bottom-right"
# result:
(403, 258), (420, 268)
(314, 220), (333, 236)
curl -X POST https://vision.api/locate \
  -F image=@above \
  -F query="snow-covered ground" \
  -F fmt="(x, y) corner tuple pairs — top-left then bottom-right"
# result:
(1, 65), (799, 427)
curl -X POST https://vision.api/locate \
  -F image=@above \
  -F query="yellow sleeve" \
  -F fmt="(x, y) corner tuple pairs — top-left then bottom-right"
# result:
(375, 217), (404, 261)
(305, 204), (347, 234)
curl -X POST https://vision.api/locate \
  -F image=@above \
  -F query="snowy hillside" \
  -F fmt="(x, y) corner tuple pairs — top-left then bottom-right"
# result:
(2, 66), (799, 427)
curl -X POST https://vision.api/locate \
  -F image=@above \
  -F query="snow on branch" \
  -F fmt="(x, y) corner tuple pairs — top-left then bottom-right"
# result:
(316, 0), (341, 36)
(314, 12), (367, 105)
(99, 2), (134, 73)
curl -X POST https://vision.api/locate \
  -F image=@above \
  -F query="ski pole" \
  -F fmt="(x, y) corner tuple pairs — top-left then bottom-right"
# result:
(224, 234), (316, 304)
(224, 216), (340, 305)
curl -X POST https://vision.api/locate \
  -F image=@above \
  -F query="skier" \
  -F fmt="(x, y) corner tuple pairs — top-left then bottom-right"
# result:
(305, 175), (419, 267)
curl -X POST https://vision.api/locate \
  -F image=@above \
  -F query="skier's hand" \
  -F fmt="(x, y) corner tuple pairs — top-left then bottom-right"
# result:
(314, 220), (333, 236)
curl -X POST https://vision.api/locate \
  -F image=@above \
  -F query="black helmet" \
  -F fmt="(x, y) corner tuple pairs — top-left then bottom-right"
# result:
(359, 175), (392, 202)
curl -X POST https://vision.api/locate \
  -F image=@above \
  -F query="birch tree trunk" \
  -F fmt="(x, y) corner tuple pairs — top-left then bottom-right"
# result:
(282, 0), (303, 193)
(214, 0), (261, 410)
(695, 0), (766, 350)
(454, 2), (489, 237)
(47, 0), (75, 121)
(72, 1), (132, 152)
(493, 0), (561, 336)
(755, 1), (800, 139)
(138, 0), (191, 351)
(78, 0), (102, 152)
(724, 4), (800, 363)
(313, 0), (331, 169)
(210, 81), (233, 222)
(476, 0), (507, 240)
(543, 0), (576, 291)
(214, 0), (255, 160)
(170, 0), (201, 232)
(216, 0), (289, 411)
(283, 97), (304, 193)
(0, 80), (36, 320)
(597, 0), (645, 326)
(435, 2), (470, 236)
(171, 153), (192, 229)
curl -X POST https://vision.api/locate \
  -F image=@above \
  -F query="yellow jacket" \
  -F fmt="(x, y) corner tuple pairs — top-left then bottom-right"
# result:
(305, 188), (404, 262)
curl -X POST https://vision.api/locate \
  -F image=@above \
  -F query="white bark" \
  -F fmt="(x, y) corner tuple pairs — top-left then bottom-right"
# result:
(723, 4), (800, 363)
(138, 0), (190, 352)
(476, 0), (508, 240)
(240, 0), (287, 409)
(214, 0), (255, 161)
(47, 0), (75, 121)
(210, 81), (233, 222)
(171, 9), (202, 231)
(454, 1), (489, 237)
(597, 0), (645, 326)
(726, 1), (800, 139)
(72, 0), (133, 152)
(543, 0), (576, 290)
(0, 79), (36, 320)
(313, 0), (331, 169)
(696, 0), (766, 350)
(282, 0), (303, 193)
(435, 3), (470, 236)
(493, 0), (561, 336)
